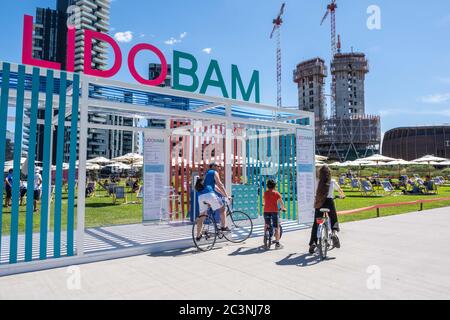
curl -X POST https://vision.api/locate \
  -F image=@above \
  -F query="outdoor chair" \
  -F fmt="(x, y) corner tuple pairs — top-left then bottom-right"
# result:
(112, 186), (127, 204)
(86, 182), (96, 197)
(136, 186), (144, 204)
(338, 176), (346, 186)
(381, 181), (395, 195)
(423, 181), (438, 195)
(351, 178), (360, 191)
(360, 180), (376, 196)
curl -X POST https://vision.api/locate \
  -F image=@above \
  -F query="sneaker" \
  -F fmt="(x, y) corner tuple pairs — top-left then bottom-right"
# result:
(275, 242), (282, 249)
(221, 226), (231, 232)
(331, 232), (341, 249)
(195, 235), (202, 242)
(309, 244), (316, 254)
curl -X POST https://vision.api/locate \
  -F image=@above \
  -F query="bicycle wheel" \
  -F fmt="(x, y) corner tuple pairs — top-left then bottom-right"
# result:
(192, 214), (217, 252)
(224, 211), (253, 243)
(318, 224), (328, 260)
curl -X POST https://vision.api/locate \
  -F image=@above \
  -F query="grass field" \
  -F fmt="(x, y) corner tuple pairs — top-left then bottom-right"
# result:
(1, 183), (449, 235)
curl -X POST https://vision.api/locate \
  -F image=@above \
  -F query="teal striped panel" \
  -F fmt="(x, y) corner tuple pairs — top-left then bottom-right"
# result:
(53, 72), (67, 258)
(9, 65), (26, 264)
(0, 62), (11, 259)
(25, 68), (40, 262)
(67, 73), (79, 256)
(39, 69), (54, 260)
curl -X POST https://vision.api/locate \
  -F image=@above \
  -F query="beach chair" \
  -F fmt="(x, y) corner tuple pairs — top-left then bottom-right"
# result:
(351, 178), (360, 191)
(86, 182), (96, 197)
(424, 180), (438, 195)
(112, 186), (127, 204)
(136, 186), (144, 204)
(381, 181), (395, 195)
(338, 176), (346, 187)
(360, 180), (376, 196)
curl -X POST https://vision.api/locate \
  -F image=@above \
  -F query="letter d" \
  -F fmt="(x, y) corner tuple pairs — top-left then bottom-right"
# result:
(84, 30), (122, 77)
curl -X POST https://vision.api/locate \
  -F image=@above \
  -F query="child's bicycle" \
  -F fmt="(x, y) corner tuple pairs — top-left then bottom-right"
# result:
(263, 209), (286, 250)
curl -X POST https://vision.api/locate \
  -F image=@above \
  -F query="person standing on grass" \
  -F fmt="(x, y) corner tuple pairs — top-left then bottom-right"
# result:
(4, 169), (13, 208)
(309, 165), (345, 254)
(34, 168), (42, 213)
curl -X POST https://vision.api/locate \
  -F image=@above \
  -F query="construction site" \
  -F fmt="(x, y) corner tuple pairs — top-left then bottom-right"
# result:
(273, 1), (382, 162)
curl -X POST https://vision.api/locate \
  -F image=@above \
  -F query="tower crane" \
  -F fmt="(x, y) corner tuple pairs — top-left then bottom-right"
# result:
(320, 0), (338, 118)
(270, 2), (286, 109)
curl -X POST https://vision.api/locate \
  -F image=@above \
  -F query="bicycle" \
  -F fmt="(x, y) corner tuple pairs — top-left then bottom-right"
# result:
(316, 208), (340, 260)
(192, 196), (254, 252)
(263, 210), (286, 250)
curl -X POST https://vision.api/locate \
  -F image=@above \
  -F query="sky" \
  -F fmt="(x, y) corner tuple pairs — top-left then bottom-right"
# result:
(1, 0), (450, 136)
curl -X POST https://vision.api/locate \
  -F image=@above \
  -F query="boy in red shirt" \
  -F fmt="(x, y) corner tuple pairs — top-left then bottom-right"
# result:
(263, 179), (286, 249)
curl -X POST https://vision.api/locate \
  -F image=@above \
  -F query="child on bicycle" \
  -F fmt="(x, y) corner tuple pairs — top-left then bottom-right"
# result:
(263, 179), (286, 249)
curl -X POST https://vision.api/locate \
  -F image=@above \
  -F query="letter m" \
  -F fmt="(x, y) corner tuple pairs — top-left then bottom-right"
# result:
(232, 65), (260, 103)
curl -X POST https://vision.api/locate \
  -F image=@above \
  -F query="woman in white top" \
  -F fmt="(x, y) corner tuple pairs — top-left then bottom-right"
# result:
(309, 165), (345, 254)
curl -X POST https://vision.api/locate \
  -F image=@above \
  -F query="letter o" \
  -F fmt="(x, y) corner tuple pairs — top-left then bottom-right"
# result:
(128, 43), (168, 86)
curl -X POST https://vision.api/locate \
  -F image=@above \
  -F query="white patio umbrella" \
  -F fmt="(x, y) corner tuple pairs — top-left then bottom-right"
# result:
(383, 159), (414, 176)
(315, 155), (328, 162)
(87, 157), (112, 165)
(412, 155), (449, 176)
(113, 153), (143, 165)
(86, 163), (102, 171)
(105, 162), (131, 170)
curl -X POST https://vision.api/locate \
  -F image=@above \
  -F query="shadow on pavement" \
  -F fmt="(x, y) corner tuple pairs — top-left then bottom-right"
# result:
(276, 253), (328, 267)
(228, 246), (268, 256)
(147, 247), (203, 258)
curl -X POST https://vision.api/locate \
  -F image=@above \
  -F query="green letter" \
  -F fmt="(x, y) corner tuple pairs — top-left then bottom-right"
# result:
(200, 60), (229, 98)
(173, 50), (199, 92)
(232, 65), (260, 103)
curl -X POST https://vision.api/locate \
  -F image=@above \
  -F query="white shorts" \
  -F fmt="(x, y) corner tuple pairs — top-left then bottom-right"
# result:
(198, 192), (224, 214)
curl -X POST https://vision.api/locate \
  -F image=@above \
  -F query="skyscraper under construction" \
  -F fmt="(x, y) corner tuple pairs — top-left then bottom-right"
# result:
(294, 51), (381, 161)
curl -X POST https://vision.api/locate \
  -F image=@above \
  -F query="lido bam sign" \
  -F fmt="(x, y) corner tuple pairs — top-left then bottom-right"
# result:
(21, 15), (260, 103)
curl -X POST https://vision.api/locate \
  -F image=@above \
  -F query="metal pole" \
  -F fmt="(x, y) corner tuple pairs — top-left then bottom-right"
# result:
(225, 104), (233, 196)
(76, 75), (89, 256)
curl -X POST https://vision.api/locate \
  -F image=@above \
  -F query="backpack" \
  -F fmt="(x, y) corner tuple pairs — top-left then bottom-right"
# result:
(195, 178), (205, 192)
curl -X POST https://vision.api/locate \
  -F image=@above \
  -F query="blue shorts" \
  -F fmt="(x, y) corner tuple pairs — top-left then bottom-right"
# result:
(264, 213), (280, 228)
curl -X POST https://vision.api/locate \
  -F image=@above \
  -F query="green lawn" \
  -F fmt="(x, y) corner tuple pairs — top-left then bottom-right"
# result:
(1, 183), (449, 235)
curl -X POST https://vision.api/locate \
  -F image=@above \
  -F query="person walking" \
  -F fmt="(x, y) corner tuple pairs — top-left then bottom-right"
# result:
(4, 169), (13, 207)
(33, 168), (43, 212)
(309, 165), (345, 254)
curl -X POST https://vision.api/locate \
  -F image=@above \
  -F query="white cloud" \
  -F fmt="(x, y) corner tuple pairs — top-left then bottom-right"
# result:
(139, 33), (146, 38)
(180, 32), (187, 39)
(420, 93), (450, 104)
(202, 48), (212, 54)
(114, 31), (133, 43)
(164, 37), (181, 45)
(379, 108), (450, 118)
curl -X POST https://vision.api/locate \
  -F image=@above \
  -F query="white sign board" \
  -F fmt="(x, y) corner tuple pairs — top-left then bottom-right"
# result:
(143, 132), (169, 222)
(296, 128), (316, 224)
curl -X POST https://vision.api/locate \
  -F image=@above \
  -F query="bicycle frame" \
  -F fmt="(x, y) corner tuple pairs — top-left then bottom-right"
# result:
(316, 212), (332, 240)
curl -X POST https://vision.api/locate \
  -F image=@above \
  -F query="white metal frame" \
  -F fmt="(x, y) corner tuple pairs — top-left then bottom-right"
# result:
(1, 62), (315, 265)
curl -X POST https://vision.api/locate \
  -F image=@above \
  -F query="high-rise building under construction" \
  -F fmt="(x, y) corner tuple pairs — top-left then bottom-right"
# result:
(294, 51), (381, 161)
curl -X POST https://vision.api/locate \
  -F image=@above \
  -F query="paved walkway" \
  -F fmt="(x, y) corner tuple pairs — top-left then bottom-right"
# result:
(1, 207), (449, 300)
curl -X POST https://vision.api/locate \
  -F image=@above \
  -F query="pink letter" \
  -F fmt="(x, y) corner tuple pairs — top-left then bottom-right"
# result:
(66, 25), (76, 72)
(128, 43), (168, 86)
(84, 30), (122, 77)
(22, 15), (61, 70)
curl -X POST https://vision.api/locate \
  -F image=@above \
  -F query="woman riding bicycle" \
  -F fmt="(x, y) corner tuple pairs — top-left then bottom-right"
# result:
(309, 165), (345, 254)
(194, 178), (229, 242)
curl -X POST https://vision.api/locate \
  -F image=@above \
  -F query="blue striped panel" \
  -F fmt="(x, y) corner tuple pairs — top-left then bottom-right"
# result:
(9, 65), (26, 264)
(39, 70), (54, 260)
(53, 72), (67, 258)
(67, 73), (79, 256)
(287, 135), (292, 220)
(25, 68), (40, 262)
(0, 62), (11, 259)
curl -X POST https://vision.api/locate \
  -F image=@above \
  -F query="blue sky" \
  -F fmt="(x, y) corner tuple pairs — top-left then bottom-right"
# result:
(1, 0), (450, 135)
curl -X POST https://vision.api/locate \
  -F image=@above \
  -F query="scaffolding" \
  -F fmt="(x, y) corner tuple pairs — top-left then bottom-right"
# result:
(316, 114), (381, 161)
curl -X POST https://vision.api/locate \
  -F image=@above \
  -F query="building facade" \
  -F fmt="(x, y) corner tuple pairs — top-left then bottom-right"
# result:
(382, 125), (450, 160)
(28, 0), (140, 161)
(331, 52), (369, 119)
(293, 58), (327, 122)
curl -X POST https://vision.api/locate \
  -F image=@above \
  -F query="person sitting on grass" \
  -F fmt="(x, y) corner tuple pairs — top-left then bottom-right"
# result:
(4, 169), (13, 208)
(263, 179), (286, 249)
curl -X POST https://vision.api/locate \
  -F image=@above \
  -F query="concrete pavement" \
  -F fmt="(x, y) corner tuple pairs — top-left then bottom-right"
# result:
(0, 207), (449, 300)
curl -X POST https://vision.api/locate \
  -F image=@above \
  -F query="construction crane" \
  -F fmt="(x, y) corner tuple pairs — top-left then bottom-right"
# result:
(270, 2), (285, 109)
(320, 0), (338, 118)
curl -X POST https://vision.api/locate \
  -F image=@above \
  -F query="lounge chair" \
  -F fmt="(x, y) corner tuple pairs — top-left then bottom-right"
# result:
(338, 176), (346, 186)
(381, 181), (395, 195)
(351, 178), (360, 191)
(361, 180), (376, 196)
